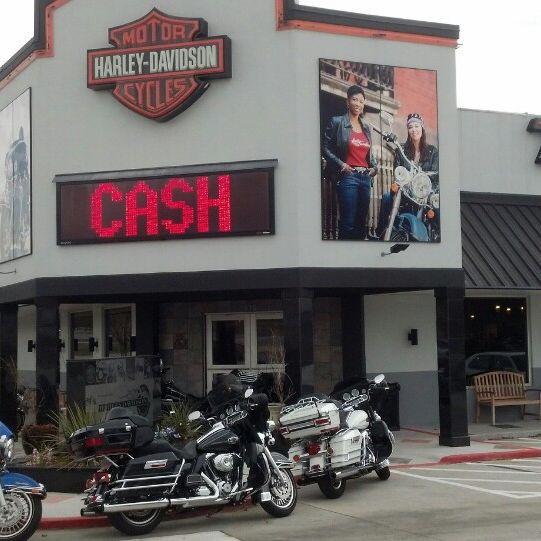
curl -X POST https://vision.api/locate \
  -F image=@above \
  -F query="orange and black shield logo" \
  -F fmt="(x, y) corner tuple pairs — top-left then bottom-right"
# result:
(87, 9), (231, 121)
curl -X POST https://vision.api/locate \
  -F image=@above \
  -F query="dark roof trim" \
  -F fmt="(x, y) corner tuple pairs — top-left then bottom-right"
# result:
(0, 0), (58, 85)
(282, 0), (459, 40)
(461, 191), (541, 207)
(0, 267), (464, 304)
(53, 159), (279, 183)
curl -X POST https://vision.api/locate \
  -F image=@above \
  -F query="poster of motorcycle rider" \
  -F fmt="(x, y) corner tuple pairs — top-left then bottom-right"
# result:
(320, 59), (440, 242)
(0, 88), (31, 261)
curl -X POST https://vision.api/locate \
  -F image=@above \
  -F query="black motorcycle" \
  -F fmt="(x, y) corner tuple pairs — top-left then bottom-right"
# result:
(160, 365), (201, 416)
(16, 387), (27, 433)
(70, 374), (297, 536)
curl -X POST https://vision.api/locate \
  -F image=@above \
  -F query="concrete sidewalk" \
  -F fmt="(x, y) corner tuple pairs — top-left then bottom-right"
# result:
(30, 421), (541, 529)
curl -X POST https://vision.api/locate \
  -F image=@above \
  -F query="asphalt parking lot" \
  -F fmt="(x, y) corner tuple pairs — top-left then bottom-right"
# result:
(395, 458), (541, 499)
(36, 458), (541, 541)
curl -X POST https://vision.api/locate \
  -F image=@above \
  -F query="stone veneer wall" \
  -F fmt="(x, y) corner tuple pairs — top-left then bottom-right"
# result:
(159, 297), (342, 398)
(313, 298), (343, 393)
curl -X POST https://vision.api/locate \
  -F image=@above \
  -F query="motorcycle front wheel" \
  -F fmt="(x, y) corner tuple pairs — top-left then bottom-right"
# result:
(317, 476), (346, 499)
(260, 469), (297, 518)
(108, 508), (164, 536)
(0, 491), (42, 541)
(390, 227), (409, 242)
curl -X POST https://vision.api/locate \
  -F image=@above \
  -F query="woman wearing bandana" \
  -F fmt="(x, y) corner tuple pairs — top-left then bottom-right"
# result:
(375, 112), (439, 238)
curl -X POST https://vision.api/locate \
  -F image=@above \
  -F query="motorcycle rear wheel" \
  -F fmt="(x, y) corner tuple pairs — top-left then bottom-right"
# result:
(376, 466), (391, 480)
(108, 508), (164, 536)
(260, 469), (297, 518)
(0, 491), (42, 541)
(317, 477), (346, 499)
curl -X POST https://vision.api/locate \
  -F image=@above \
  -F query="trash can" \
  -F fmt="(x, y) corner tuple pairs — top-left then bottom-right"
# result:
(373, 382), (400, 431)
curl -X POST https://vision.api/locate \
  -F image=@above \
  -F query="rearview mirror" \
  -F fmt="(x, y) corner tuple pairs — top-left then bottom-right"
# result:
(245, 388), (254, 398)
(374, 374), (385, 384)
(188, 411), (202, 422)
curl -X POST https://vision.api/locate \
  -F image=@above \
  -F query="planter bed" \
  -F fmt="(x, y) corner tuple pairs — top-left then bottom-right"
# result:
(9, 465), (94, 493)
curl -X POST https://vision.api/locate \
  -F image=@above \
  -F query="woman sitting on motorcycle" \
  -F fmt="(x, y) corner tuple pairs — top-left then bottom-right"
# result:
(375, 112), (439, 238)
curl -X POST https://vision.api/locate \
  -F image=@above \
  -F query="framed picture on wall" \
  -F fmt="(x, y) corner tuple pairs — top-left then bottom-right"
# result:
(320, 60), (439, 243)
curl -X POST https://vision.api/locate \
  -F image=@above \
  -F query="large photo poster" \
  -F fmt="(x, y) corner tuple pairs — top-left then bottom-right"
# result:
(320, 60), (439, 242)
(0, 89), (31, 261)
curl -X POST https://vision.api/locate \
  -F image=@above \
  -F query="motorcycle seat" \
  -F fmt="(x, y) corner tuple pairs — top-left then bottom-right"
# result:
(134, 438), (198, 461)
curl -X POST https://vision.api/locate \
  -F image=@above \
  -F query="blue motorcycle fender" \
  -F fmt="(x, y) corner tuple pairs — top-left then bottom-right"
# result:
(400, 213), (429, 242)
(0, 472), (47, 498)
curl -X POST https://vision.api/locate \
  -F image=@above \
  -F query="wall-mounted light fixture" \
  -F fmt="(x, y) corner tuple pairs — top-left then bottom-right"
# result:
(27, 339), (36, 352)
(381, 243), (409, 257)
(58, 339), (65, 350)
(408, 329), (418, 346)
(88, 337), (99, 352)
(130, 336), (136, 352)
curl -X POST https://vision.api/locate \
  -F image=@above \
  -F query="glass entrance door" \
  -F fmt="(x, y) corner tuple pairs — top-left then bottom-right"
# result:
(206, 312), (283, 391)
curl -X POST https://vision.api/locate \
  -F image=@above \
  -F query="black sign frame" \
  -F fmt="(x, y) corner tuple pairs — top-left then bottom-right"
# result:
(55, 160), (276, 246)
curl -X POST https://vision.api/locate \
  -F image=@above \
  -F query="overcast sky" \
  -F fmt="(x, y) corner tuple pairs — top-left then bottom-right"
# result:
(1, 0), (539, 115)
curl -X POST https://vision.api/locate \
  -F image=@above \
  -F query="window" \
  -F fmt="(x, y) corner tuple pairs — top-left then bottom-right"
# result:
(70, 311), (93, 359)
(105, 307), (132, 357)
(464, 297), (528, 384)
(206, 312), (283, 391)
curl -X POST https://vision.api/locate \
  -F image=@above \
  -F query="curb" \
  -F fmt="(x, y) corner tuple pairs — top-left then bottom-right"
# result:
(391, 447), (541, 469)
(439, 447), (541, 464)
(39, 517), (109, 529)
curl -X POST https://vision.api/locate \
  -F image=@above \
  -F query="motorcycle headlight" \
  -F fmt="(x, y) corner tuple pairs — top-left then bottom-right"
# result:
(0, 434), (14, 464)
(411, 173), (432, 200)
(429, 193), (440, 209)
(394, 166), (411, 185)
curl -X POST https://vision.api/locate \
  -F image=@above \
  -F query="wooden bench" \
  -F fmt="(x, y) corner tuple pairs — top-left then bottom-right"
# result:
(473, 371), (541, 425)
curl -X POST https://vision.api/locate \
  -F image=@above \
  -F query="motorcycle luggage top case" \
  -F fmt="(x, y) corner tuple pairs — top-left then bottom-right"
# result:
(280, 400), (340, 440)
(328, 429), (362, 467)
(69, 418), (154, 458)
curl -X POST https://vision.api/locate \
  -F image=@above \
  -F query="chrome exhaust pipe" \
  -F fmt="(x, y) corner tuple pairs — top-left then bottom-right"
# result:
(332, 465), (366, 480)
(102, 473), (221, 514)
(169, 473), (221, 508)
(103, 498), (169, 514)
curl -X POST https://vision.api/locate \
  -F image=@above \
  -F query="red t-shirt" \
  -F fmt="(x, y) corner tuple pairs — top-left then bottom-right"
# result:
(345, 129), (370, 167)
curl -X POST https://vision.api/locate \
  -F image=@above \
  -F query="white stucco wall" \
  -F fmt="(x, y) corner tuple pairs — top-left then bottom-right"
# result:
(0, 0), (463, 285)
(364, 290), (438, 373)
(459, 109), (541, 194)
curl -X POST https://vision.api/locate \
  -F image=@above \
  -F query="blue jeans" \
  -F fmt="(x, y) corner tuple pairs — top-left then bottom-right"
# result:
(337, 172), (372, 239)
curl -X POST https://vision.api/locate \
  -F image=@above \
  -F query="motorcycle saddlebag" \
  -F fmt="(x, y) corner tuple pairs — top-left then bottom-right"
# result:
(123, 452), (182, 479)
(328, 429), (362, 467)
(69, 419), (153, 458)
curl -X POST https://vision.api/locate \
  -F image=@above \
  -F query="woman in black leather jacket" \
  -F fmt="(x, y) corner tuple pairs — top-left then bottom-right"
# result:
(376, 112), (439, 238)
(322, 84), (378, 239)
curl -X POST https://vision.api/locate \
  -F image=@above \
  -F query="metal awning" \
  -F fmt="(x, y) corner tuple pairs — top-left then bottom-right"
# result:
(461, 192), (541, 289)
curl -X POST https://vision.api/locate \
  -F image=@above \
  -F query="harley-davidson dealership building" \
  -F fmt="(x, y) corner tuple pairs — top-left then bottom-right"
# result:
(1, 0), (540, 446)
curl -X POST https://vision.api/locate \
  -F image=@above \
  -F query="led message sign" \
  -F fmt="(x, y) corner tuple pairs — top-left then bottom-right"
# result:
(57, 169), (274, 245)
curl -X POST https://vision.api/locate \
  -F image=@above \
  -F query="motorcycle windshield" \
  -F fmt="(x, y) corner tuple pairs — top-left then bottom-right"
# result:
(0, 421), (13, 439)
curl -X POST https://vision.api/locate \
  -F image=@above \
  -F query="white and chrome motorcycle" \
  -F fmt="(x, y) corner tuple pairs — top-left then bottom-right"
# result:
(279, 375), (394, 499)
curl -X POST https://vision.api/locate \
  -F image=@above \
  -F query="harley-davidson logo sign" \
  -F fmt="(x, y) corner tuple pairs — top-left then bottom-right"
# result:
(87, 9), (231, 121)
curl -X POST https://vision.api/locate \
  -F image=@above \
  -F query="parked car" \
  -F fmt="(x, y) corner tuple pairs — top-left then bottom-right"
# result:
(465, 351), (526, 385)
